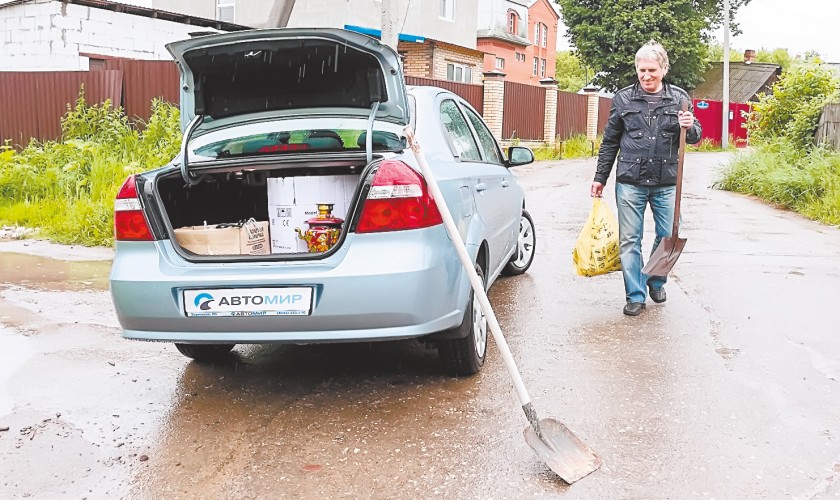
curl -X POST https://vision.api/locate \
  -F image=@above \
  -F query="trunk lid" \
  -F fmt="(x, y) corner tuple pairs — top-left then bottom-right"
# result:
(167, 28), (409, 131)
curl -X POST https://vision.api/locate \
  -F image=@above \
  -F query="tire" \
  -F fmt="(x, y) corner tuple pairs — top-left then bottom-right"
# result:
(438, 263), (488, 376)
(174, 343), (235, 362)
(502, 209), (536, 276)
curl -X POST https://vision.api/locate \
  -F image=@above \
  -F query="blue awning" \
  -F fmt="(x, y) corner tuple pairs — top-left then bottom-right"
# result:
(343, 24), (425, 43)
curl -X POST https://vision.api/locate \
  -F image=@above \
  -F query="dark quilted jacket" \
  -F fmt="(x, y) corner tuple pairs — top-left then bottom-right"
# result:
(594, 82), (702, 187)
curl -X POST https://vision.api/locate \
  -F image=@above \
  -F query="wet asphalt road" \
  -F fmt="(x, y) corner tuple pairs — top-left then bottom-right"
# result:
(2, 151), (840, 499)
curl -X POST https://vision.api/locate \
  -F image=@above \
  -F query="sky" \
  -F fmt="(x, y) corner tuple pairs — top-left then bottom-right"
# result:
(556, 0), (840, 63)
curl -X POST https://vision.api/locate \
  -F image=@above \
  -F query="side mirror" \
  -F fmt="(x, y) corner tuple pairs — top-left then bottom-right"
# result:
(507, 146), (534, 167)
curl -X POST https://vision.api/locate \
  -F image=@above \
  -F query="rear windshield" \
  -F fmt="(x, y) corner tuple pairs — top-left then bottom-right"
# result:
(184, 40), (389, 119)
(192, 129), (403, 159)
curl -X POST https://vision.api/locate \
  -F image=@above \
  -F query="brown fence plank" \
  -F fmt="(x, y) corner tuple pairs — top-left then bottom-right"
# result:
(816, 103), (840, 149)
(104, 59), (180, 123)
(502, 81), (545, 141)
(405, 76), (484, 114)
(0, 70), (123, 146)
(556, 91), (587, 140)
(597, 96), (612, 134)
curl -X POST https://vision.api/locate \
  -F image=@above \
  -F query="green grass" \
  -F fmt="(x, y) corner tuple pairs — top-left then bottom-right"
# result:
(532, 134), (602, 161)
(715, 142), (840, 226)
(686, 137), (740, 152)
(0, 95), (181, 246)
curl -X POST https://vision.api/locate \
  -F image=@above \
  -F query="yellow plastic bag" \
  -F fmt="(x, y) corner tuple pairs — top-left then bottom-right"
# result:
(572, 198), (622, 277)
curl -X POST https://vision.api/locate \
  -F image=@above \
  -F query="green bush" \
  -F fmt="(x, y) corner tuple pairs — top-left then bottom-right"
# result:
(746, 64), (839, 149)
(0, 91), (182, 246)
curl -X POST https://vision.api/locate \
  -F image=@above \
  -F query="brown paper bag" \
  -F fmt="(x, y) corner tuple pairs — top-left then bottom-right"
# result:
(174, 219), (270, 255)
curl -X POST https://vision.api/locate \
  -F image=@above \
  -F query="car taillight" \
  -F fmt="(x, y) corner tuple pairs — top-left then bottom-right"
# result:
(356, 160), (443, 234)
(114, 175), (154, 241)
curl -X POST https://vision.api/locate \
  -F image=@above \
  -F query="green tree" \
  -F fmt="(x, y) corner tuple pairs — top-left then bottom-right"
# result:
(555, 50), (589, 92)
(556, 0), (751, 92)
(755, 48), (793, 69)
(705, 43), (744, 64)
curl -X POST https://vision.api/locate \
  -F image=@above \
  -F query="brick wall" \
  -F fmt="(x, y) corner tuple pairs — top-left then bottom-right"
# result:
(399, 41), (433, 79)
(431, 42), (483, 84)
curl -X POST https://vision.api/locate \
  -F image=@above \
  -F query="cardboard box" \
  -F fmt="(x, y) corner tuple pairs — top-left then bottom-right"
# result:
(267, 175), (357, 253)
(174, 220), (270, 255)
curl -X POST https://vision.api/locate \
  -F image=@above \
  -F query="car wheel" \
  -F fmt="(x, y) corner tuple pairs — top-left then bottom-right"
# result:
(174, 343), (235, 361)
(438, 263), (488, 376)
(502, 209), (536, 276)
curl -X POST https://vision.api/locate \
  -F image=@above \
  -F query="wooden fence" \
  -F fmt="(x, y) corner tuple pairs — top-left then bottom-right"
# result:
(0, 70), (123, 146)
(0, 59), (180, 146)
(405, 76), (484, 114)
(598, 96), (612, 134)
(1, 59), (604, 147)
(816, 103), (840, 149)
(502, 81), (546, 141)
(556, 91), (587, 140)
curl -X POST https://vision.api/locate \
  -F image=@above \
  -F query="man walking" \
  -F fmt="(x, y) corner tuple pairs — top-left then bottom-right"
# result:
(591, 40), (702, 316)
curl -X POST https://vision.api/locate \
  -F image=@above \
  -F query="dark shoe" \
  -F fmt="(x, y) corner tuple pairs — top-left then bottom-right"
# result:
(649, 287), (666, 303)
(623, 302), (646, 316)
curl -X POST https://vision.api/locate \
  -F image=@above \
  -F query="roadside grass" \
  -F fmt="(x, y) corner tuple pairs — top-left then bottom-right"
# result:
(687, 138), (739, 152)
(532, 134), (602, 161)
(0, 94), (181, 246)
(715, 143), (840, 226)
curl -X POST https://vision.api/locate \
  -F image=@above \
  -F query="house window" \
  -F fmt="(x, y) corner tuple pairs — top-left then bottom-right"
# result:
(534, 23), (540, 45)
(515, 52), (525, 62)
(507, 11), (517, 34)
(541, 24), (547, 48)
(540, 58), (546, 77)
(217, 0), (234, 22)
(440, 0), (454, 21)
(446, 62), (472, 83)
(495, 57), (505, 70)
(532, 57), (538, 76)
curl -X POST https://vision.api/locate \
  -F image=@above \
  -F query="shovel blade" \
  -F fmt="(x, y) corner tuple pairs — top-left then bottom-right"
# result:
(524, 418), (602, 484)
(641, 236), (687, 278)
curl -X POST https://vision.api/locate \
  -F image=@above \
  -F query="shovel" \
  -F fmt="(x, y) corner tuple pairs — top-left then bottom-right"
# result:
(404, 127), (601, 484)
(642, 100), (689, 278)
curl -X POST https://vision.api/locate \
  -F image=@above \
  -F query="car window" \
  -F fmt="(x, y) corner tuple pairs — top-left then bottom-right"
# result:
(463, 106), (503, 165)
(191, 129), (402, 159)
(439, 99), (481, 161)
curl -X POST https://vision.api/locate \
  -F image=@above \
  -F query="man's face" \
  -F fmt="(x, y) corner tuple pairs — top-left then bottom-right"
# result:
(636, 58), (664, 92)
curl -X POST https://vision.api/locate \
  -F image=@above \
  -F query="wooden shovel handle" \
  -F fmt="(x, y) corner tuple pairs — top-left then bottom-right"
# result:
(673, 100), (689, 238)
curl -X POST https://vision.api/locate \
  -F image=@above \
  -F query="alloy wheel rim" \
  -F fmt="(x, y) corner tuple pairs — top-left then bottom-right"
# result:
(512, 215), (535, 267)
(473, 290), (487, 358)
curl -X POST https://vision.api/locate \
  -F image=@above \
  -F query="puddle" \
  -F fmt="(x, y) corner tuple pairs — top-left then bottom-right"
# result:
(0, 252), (111, 291)
(0, 324), (32, 416)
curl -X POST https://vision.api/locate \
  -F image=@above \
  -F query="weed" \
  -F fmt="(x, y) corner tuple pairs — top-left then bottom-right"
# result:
(0, 90), (181, 246)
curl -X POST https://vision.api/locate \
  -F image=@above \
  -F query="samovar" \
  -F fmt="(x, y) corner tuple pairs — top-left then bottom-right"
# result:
(295, 203), (344, 253)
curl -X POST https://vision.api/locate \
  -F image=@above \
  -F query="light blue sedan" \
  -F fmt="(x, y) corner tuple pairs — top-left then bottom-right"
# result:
(110, 28), (536, 375)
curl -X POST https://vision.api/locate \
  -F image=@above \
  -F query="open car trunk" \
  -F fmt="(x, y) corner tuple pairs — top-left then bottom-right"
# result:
(155, 158), (370, 259)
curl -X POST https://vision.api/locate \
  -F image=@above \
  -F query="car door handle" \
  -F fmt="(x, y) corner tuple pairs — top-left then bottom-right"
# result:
(475, 182), (488, 192)
(501, 180), (510, 188)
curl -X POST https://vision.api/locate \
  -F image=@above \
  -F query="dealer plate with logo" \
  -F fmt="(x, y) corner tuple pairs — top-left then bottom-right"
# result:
(184, 287), (313, 317)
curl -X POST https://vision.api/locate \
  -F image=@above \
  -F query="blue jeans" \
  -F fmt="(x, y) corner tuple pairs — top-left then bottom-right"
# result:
(614, 183), (676, 304)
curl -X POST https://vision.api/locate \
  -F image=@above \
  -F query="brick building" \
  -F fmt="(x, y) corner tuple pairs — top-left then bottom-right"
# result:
(476, 0), (559, 86)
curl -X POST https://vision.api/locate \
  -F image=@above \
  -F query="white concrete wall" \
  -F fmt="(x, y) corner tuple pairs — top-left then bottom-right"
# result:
(151, 0), (480, 50)
(0, 0), (217, 71)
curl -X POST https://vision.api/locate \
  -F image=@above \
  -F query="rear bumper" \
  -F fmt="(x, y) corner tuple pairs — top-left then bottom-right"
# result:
(110, 229), (473, 343)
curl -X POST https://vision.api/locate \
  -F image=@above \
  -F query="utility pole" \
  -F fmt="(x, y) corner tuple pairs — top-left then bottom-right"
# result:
(381, 0), (400, 52)
(267, 0), (295, 28)
(722, 0), (730, 149)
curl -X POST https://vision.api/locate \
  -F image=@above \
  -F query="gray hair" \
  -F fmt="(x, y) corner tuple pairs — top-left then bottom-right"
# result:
(635, 40), (670, 74)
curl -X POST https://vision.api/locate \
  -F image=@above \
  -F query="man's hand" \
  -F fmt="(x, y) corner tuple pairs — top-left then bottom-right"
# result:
(678, 110), (695, 129)
(591, 182), (604, 198)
